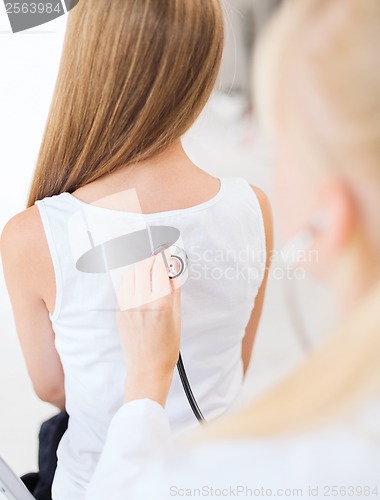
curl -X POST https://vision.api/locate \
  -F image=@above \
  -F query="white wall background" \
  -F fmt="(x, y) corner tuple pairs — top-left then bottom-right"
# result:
(0, 5), (335, 479)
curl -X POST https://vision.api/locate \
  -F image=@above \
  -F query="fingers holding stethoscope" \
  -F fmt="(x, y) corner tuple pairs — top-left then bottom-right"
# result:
(117, 249), (173, 311)
(116, 249), (203, 420)
(116, 251), (182, 406)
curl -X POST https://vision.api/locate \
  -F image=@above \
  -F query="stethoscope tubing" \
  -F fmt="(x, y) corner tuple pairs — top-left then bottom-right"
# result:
(177, 353), (206, 423)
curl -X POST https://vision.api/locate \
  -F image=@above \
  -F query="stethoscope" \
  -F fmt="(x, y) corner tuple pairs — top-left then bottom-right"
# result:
(76, 223), (206, 423)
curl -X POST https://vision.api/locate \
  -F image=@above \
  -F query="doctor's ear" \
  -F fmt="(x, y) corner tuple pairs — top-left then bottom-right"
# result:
(313, 179), (356, 270)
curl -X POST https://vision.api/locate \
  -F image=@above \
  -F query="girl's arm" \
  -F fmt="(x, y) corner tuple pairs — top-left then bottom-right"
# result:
(241, 186), (273, 375)
(1, 207), (65, 410)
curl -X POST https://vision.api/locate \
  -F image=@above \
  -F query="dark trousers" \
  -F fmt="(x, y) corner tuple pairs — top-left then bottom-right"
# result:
(21, 412), (69, 500)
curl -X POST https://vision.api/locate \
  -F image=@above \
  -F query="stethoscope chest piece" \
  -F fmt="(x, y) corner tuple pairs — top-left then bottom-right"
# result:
(167, 246), (188, 279)
(151, 244), (188, 280)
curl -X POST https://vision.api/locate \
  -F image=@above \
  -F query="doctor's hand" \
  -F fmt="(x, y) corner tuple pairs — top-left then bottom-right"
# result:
(116, 253), (181, 407)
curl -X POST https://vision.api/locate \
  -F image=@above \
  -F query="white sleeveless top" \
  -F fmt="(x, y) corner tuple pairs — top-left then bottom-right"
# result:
(35, 177), (266, 500)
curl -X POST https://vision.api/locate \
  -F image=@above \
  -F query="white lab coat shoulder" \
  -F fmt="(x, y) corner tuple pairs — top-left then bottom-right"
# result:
(86, 399), (380, 500)
(160, 423), (380, 500)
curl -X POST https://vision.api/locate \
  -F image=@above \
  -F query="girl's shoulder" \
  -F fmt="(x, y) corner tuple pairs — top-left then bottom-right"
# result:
(1, 205), (53, 304)
(249, 184), (272, 236)
(222, 177), (272, 217)
(232, 180), (273, 257)
(1, 205), (45, 263)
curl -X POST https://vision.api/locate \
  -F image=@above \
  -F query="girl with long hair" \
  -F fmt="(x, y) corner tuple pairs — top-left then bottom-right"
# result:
(83, 0), (380, 498)
(1, 1), (272, 498)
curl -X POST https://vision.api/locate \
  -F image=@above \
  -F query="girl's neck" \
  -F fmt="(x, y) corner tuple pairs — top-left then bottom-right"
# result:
(73, 140), (194, 199)
(70, 139), (220, 214)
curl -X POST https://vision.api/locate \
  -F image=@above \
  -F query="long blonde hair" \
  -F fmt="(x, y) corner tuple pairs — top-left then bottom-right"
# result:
(195, 0), (380, 441)
(27, 0), (224, 207)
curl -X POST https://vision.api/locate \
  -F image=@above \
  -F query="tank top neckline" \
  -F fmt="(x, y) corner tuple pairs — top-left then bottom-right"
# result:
(61, 177), (227, 219)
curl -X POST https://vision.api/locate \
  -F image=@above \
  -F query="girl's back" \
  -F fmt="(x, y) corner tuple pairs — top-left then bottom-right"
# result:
(33, 160), (267, 498)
